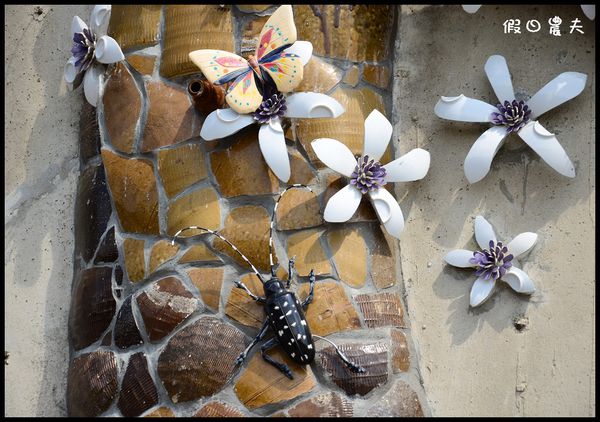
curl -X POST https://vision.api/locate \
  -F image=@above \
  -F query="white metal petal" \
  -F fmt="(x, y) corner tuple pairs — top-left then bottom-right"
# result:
(95, 35), (124, 64)
(462, 5), (482, 13)
(444, 249), (477, 268)
(474, 215), (497, 250)
(323, 184), (362, 222)
(463, 126), (509, 184)
(369, 188), (404, 239)
(581, 5), (595, 20)
(284, 40), (313, 65)
(200, 108), (255, 140)
(434, 94), (498, 122)
(90, 5), (111, 36)
(383, 148), (430, 182)
(500, 267), (535, 294)
(363, 109), (393, 161)
(484, 55), (515, 104)
(507, 232), (538, 258)
(83, 64), (102, 107)
(311, 138), (357, 177)
(258, 119), (290, 182)
(64, 56), (79, 84)
(285, 93), (344, 118)
(526, 72), (587, 119)
(71, 15), (88, 35)
(470, 277), (496, 307)
(517, 121), (575, 178)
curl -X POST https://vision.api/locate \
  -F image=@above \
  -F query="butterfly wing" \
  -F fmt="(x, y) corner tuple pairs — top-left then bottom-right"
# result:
(225, 70), (263, 114)
(255, 5), (297, 61)
(259, 52), (303, 94)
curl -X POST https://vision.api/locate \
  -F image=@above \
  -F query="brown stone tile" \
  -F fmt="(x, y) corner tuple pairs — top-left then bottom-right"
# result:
(323, 175), (378, 223)
(270, 411), (288, 417)
(187, 267), (224, 312)
(294, 5), (395, 62)
(354, 292), (405, 328)
(127, 54), (156, 76)
(94, 226), (118, 264)
(363, 63), (391, 89)
(102, 149), (160, 235)
(288, 148), (317, 186)
(157, 317), (245, 403)
(108, 5), (162, 50)
(366, 380), (424, 417)
(296, 56), (343, 93)
(194, 401), (246, 417)
(319, 342), (388, 396)
(276, 189), (323, 231)
(371, 227), (397, 289)
(327, 228), (367, 288)
(234, 347), (317, 410)
(69, 267), (115, 350)
(297, 280), (361, 336)
(286, 229), (332, 276)
(144, 407), (175, 417)
(79, 100), (100, 164)
(141, 81), (196, 152)
(179, 244), (219, 263)
(391, 329), (410, 373)
(237, 5), (272, 13)
(148, 240), (180, 273)
(160, 5), (235, 79)
(343, 65), (360, 87)
(225, 273), (265, 328)
(213, 205), (272, 273)
(210, 127), (279, 197)
(287, 392), (353, 417)
(167, 187), (221, 236)
(136, 276), (198, 342)
(241, 15), (269, 53)
(158, 143), (207, 198)
(114, 296), (144, 350)
(101, 331), (112, 346)
(103, 63), (141, 154)
(118, 353), (159, 417)
(123, 238), (145, 283)
(67, 351), (118, 416)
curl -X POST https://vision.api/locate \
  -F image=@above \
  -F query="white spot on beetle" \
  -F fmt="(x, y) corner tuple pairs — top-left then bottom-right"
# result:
(307, 344), (313, 349)
(291, 352), (295, 357)
(301, 320), (306, 326)
(283, 301), (288, 307)
(302, 335), (306, 340)
(286, 310), (292, 316)
(274, 306), (279, 310)
(279, 315), (285, 320)
(283, 325), (288, 329)
(304, 354), (308, 360)
(291, 322), (296, 327)
(297, 333), (302, 340)
(278, 330), (284, 336)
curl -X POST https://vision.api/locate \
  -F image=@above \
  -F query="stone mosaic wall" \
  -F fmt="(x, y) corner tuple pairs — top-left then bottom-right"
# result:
(67, 5), (428, 417)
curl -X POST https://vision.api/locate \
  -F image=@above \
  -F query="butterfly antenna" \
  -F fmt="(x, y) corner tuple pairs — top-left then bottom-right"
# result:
(312, 335), (366, 374)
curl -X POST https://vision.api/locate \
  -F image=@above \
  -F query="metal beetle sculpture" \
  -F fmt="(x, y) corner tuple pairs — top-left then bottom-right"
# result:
(172, 184), (365, 379)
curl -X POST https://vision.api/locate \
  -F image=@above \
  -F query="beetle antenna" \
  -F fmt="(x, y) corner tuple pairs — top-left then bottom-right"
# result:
(270, 184), (312, 277)
(172, 226), (266, 284)
(312, 335), (366, 374)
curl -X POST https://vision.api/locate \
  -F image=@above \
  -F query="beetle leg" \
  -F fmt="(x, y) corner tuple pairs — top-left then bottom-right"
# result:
(301, 269), (315, 309)
(260, 338), (294, 380)
(235, 318), (270, 366)
(286, 257), (295, 289)
(234, 280), (266, 303)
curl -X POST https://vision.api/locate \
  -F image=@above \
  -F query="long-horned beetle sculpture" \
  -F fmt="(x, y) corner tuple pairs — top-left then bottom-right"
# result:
(172, 184), (365, 379)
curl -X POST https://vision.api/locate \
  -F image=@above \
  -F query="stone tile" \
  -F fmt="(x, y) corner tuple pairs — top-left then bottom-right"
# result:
(225, 273), (265, 328)
(194, 402), (246, 417)
(108, 5), (162, 50)
(270, 411), (288, 417)
(179, 244), (219, 263)
(187, 267), (224, 312)
(371, 227), (397, 289)
(114, 296), (144, 350)
(234, 347), (317, 410)
(287, 392), (353, 417)
(144, 407), (175, 417)
(210, 127), (279, 197)
(366, 380), (424, 417)
(79, 101), (101, 164)
(391, 329), (410, 373)
(167, 186), (221, 236)
(160, 5), (235, 78)
(123, 238), (145, 283)
(213, 205), (272, 273)
(136, 276), (198, 342)
(127, 54), (156, 76)
(363, 63), (391, 88)
(237, 5), (272, 13)
(158, 143), (207, 198)
(288, 148), (317, 186)
(141, 81), (196, 152)
(286, 229), (332, 276)
(320, 342), (388, 396)
(241, 15), (269, 53)
(296, 56), (343, 93)
(354, 292), (404, 328)
(118, 353), (159, 417)
(157, 317), (245, 403)
(327, 228), (367, 288)
(74, 164), (112, 263)
(115, 266), (123, 285)
(102, 149), (160, 235)
(148, 240), (180, 273)
(323, 175), (378, 223)
(297, 280), (361, 336)
(276, 189), (323, 231)
(343, 65), (360, 87)
(69, 267), (115, 350)
(101, 331), (112, 346)
(294, 5), (395, 62)
(67, 351), (118, 417)
(103, 62), (141, 154)
(94, 226), (118, 264)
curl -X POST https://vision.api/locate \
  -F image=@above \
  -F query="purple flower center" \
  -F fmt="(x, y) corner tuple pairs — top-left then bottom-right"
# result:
(469, 240), (514, 281)
(350, 155), (387, 194)
(71, 28), (96, 73)
(253, 93), (287, 123)
(490, 100), (532, 133)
